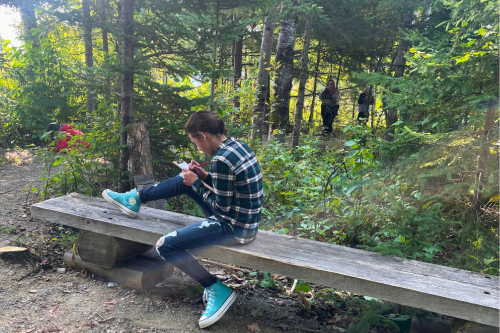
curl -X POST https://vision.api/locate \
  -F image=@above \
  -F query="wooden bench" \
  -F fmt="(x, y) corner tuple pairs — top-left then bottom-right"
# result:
(31, 193), (500, 331)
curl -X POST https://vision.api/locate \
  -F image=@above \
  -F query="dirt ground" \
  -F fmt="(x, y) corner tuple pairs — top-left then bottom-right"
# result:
(0, 150), (356, 333)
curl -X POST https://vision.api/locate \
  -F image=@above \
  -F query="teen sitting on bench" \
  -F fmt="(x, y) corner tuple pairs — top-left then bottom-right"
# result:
(102, 111), (264, 328)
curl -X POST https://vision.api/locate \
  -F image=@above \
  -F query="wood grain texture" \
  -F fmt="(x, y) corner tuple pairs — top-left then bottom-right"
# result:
(63, 251), (173, 290)
(77, 230), (152, 268)
(32, 193), (500, 327)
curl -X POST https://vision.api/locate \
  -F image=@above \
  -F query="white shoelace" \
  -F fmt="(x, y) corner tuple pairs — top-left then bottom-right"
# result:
(203, 289), (215, 313)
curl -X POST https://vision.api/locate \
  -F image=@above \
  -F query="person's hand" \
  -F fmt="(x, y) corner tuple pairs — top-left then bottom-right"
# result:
(188, 160), (208, 180)
(182, 169), (199, 186)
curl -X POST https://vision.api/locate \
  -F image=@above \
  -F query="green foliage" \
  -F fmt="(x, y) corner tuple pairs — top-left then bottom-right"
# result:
(38, 122), (121, 198)
(249, 270), (277, 289)
(0, 0), (496, 286)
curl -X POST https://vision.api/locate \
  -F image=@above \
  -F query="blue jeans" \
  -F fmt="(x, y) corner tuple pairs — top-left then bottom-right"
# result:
(138, 176), (237, 288)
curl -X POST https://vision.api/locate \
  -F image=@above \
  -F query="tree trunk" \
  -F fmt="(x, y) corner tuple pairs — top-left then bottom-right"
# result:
(386, 11), (413, 138)
(19, 2), (38, 48)
(232, 16), (243, 87)
(270, 7), (297, 143)
(473, 90), (498, 208)
(336, 55), (343, 87)
(127, 121), (153, 189)
(292, 15), (312, 148)
(232, 14), (243, 108)
(308, 42), (321, 123)
(209, 1), (219, 112)
(119, 0), (135, 192)
(251, 12), (275, 142)
(99, 0), (109, 59)
(82, 0), (95, 116)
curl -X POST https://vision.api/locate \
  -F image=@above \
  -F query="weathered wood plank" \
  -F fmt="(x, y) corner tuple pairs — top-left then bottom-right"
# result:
(77, 230), (152, 268)
(31, 193), (500, 327)
(63, 251), (173, 291)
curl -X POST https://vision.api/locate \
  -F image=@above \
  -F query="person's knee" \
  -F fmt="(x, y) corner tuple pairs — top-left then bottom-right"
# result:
(156, 231), (179, 257)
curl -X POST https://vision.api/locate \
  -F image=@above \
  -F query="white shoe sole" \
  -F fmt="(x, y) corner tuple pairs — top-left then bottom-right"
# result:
(102, 189), (138, 218)
(199, 291), (237, 328)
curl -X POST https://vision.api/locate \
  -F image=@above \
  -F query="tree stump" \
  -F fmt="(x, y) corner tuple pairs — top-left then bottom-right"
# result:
(128, 121), (153, 189)
(134, 174), (166, 210)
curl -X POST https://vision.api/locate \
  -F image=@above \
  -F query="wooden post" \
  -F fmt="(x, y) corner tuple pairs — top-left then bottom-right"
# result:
(450, 318), (498, 333)
(64, 251), (173, 291)
(77, 230), (152, 268)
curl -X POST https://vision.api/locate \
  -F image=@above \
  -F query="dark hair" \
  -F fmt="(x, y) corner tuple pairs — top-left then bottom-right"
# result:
(46, 123), (60, 132)
(327, 80), (336, 88)
(185, 111), (227, 138)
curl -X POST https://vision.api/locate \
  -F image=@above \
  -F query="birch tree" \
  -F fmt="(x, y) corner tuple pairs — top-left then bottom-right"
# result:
(269, 4), (296, 143)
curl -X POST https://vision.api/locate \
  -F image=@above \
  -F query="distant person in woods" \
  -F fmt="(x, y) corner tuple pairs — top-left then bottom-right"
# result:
(101, 111), (264, 329)
(358, 87), (375, 124)
(46, 123), (89, 152)
(320, 79), (341, 135)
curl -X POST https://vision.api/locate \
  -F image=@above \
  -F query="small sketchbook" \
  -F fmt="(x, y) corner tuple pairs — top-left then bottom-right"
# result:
(173, 160), (214, 192)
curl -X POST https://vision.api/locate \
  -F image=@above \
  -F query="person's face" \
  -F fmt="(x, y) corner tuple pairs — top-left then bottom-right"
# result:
(328, 81), (334, 88)
(189, 133), (214, 156)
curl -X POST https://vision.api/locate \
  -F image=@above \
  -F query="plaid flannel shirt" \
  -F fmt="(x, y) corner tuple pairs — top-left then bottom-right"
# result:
(192, 137), (263, 244)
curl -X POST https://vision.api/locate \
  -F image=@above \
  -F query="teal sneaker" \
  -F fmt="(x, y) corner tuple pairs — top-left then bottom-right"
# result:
(199, 280), (237, 328)
(102, 189), (141, 218)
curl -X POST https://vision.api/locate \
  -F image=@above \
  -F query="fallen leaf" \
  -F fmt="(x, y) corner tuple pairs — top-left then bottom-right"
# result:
(247, 322), (261, 332)
(25, 328), (35, 333)
(343, 316), (355, 323)
(92, 321), (99, 326)
(42, 276), (50, 281)
(5, 270), (15, 276)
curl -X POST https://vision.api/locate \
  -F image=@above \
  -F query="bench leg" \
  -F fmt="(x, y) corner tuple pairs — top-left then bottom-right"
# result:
(410, 317), (498, 333)
(64, 251), (174, 291)
(451, 318), (498, 333)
